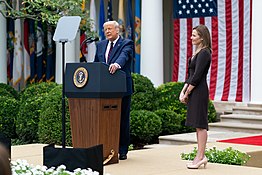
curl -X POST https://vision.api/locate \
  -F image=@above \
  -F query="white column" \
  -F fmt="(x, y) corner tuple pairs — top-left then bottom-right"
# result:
(55, 40), (76, 84)
(140, 0), (163, 87)
(0, 3), (7, 83)
(251, 0), (262, 103)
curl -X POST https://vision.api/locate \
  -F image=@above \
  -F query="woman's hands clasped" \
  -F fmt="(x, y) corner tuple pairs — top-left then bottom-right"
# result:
(179, 91), (188, 104)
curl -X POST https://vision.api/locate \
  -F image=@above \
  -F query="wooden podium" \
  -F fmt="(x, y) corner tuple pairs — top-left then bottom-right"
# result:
(65, 62), (126, 164)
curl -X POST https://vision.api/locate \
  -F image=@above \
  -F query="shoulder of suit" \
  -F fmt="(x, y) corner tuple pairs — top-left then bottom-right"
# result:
(121, 38), (133, 44)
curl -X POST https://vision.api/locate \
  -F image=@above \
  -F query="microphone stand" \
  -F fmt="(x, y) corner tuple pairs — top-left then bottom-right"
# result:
(80, 37), (99, 62)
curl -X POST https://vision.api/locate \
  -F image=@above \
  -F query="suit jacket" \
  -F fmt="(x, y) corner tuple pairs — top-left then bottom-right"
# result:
(94, 37), (134, 96)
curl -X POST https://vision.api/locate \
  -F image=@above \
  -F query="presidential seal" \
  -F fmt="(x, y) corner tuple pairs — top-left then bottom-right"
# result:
(73, 67), (88, 88)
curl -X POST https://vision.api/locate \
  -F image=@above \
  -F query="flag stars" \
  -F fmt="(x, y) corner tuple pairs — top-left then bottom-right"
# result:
(206, 3), (209, 7)
(194, 0), (198, 3)
(179, 10), (183, 15)
(198, 4), (202, 8)
(209, 8), (213, 13)
(178, 0), (182, 4)
(182, 5), (186, 9)
(202, 9), (206, 13)
(190, 4), (194, 8)
(186, 10), (190, 14)
(194, 9), (198, 14)
(186, 0), (190, 3)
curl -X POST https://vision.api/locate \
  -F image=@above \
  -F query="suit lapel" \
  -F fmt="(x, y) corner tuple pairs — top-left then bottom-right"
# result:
(103, 41), (109, 63)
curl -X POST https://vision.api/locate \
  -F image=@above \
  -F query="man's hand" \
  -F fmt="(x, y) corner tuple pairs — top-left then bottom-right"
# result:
(109, 63), (120, 74)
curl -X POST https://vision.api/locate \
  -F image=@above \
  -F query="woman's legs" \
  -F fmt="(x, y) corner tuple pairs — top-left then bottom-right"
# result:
(193, 128), (207, 164)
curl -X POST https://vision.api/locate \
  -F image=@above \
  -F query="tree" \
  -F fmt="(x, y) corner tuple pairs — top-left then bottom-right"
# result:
(0, 0), (95, 34)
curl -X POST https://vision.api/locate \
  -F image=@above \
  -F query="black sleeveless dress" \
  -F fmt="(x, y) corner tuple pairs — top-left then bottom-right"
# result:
(185, 48), (211, 130)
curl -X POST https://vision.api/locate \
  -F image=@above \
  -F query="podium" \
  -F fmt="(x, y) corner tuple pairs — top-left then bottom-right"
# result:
(65, 62), (126, 164)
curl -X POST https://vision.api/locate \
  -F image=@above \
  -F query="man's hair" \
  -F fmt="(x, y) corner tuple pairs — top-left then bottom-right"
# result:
(103, 21), (120, 33)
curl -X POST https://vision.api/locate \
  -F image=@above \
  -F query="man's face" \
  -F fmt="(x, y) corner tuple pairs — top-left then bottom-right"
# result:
(104, 24), (118, 41)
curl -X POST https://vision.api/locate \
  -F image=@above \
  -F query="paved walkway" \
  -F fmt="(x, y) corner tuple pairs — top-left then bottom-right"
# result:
(11, 142), (262, 175)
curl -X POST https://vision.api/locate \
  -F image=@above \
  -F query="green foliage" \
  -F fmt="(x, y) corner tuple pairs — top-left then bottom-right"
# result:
(156, 82), (192, 133)
(181, 147), (251, 165)
(20, 82), (57, 102)
(0, 88), (14, 98)
(38, 86), (72, 146)
(0, 96), (18, 138)
(156, 82), (217, 133)
(2, 0), (88, 27)
(156, 82), (186, 112)
(16, 82), (58, 143)
(208, 100), (217, 123)
(0, 83), (19, 98)
(131, 73), (158, 111)
(130, 110), (162, 145)
(16, 96), (48, 143)
(154, 109), (182, 135)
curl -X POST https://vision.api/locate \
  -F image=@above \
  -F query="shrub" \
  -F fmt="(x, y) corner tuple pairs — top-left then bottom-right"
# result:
(38, 86), (72, 146)
(156, 82), (217, 133)
(130, 110), (162, 146)
(19, 82), (57, 102)
(154, 109), (182, 135)
(156, 82), (192, 133)
(16, 82), (58, 143)
(0, 83), (19, 98)
(0, 96), (18, 138)
(131, 73), (158, 111)
(181, 147), (250, 165)
(16, 95), (49, 143)
(0, 88), (14, 98)
(208, 100), (217, 123)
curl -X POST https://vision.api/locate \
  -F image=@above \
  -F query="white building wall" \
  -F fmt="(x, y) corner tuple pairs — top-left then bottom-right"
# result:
(0, 3), (7, 83)
(251, 0), (262, 103)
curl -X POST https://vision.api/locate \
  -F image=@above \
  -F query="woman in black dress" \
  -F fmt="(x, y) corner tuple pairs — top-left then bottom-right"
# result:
(179, 25), (211, 169)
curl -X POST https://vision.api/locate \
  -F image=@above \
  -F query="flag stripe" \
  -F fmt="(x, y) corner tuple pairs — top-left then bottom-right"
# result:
(172, 0), (251, 102)
(221, 0), (233, 101)
(243, 0), (251, 102)
(24, 19), (30, 82)
(186, 19), (193, 79)
(209, 17), (219, 100)
(178, 19), (187, 82)
(172, 19), (180, 82)
(228, 0), (239, 101)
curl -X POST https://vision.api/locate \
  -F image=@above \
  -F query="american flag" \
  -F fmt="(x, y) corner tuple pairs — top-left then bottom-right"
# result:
(172, 0), (251, 102)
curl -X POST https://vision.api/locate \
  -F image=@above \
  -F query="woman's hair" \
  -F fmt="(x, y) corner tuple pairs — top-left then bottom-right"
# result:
(0, 144), (11, 175)
(193, 24), (212, 52)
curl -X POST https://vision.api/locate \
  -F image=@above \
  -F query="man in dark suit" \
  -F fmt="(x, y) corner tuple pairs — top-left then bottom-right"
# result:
(94, 21), (133, 160)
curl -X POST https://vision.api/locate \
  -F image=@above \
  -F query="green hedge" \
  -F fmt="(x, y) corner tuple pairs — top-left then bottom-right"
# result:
(38, 86), (72, 146)
(0, 96), (18, 138)
(154, 109), (182, 135)
(0, 83), (19, 98)
(130, 110), (162, 145)
(131, 73), (158, 111)
(16, 82), (58, 143)
(156, 81), (217, 133)
(19, 82), (57, 102)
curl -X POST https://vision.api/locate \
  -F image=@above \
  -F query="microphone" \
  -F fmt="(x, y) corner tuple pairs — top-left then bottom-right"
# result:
(80, 37), (99, 62)
(86, 37), (99, 43)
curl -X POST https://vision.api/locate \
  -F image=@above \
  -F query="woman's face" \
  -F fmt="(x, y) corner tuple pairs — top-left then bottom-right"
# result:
(191, 29), (202, 46)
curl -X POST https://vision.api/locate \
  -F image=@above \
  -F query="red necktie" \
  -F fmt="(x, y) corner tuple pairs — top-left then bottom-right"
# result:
(107, 42), (114, 63)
